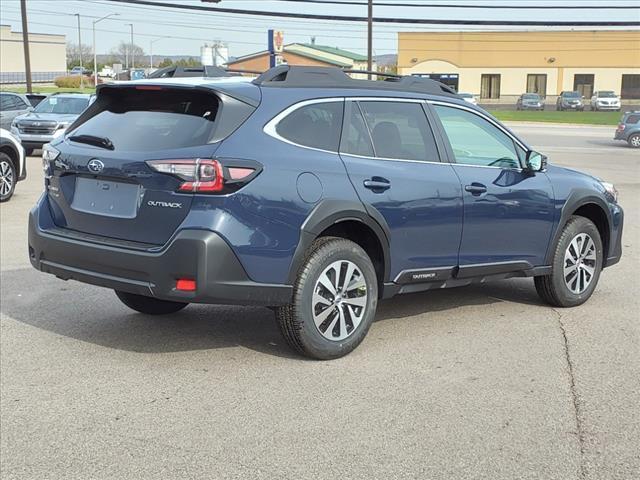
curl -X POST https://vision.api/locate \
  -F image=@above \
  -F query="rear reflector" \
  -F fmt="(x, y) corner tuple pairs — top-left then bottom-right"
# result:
(176, 279), (197, 291)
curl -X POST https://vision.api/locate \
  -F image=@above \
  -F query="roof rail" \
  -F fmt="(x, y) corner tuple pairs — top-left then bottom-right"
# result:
(251, 65), (460, 98)
(147, 65), (232, 79)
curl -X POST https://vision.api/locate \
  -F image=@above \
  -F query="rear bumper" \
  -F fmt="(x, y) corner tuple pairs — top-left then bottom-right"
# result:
(28, 198), (293, 306)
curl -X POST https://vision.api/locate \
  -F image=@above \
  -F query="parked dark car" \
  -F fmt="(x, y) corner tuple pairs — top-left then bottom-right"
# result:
(556, 91), (584, 111)
(614, 111), (640, 148)
(29, 66), (624, 359)
(516, 93), (544, 111)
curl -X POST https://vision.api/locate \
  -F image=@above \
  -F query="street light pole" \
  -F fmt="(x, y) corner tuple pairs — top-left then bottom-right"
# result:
(75, 13), (83, 89)
(93, 13), (119, 86)
(127, 23), (134, 69)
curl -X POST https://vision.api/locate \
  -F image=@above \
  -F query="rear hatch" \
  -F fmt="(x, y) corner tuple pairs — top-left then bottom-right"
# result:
(44, 84), (255, 246)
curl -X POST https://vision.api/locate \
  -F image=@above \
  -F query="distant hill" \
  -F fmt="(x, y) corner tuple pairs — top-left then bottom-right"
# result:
(374, 54), (397, 67)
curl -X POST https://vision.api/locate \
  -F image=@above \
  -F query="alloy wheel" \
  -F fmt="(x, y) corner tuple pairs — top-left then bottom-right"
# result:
(0, 160), (14, 197)
(564, 233), (597, 294)
(630, 135), (640, 148)
(312, 260), (368, 341)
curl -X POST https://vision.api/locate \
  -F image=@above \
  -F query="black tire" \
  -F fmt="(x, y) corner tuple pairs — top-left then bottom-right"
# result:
(275, 237), (378, 360)
(115, 290), (188, 315)
(535, 216), (603, 308)
(627, 133), (640, 149)
(0, 153), (16, 202)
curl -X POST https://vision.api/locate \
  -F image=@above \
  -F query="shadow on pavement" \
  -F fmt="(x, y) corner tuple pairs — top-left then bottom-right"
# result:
(1, 268), (544, 358)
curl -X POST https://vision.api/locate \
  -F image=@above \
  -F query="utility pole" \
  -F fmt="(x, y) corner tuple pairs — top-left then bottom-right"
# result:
(127, 24), (134, 69)
(75, 14), (83, 89)
(20, 0), (32, 93)
(367, 0), (373, 80)
(150, 37), (166, 69)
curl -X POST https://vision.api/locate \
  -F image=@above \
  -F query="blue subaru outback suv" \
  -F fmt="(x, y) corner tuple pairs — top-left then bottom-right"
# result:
(29, 66), (624, 359)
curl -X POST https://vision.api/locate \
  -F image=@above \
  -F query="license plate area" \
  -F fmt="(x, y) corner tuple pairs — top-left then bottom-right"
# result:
(71, 177), (142, 219)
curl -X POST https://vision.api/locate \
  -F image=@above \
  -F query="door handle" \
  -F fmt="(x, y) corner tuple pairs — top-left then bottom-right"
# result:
(363, 177), (391, 192)
(464, 183), (487, 195)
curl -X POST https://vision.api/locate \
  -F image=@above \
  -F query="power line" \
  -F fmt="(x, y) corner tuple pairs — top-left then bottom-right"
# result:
(103, 0), (640, 26)
(261, 0), (640, 9)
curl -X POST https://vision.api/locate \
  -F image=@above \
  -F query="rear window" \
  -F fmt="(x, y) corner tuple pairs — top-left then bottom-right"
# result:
(276, 101), (343, 152)
(71, 88), (225, 152)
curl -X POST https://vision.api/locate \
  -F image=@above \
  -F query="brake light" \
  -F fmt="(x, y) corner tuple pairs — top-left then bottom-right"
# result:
(617, 124), (626, 131)
(135, 85), (164, 91)
(146, 158), (259, 194)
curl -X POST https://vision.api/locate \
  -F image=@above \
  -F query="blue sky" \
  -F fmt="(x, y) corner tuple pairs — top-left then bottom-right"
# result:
(1, 0), (638, 58)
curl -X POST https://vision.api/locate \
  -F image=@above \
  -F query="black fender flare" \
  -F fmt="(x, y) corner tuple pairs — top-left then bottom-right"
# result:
(545, 189), (612, 265)
(286, 199), (391, 284)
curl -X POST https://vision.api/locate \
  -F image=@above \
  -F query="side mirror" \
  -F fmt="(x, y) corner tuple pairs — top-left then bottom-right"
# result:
(525, 151), (547, 172)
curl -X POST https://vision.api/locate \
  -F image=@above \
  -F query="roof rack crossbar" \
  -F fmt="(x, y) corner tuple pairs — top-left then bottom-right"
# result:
(251, 65), (460, 98)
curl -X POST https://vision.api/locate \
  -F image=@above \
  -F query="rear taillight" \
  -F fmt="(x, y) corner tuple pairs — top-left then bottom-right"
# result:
(617, 124), (626, 132)
(145, 158), (259, 194)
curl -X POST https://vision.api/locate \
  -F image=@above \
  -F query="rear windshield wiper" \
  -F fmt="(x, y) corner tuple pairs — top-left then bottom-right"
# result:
(68, 134), (115, 150)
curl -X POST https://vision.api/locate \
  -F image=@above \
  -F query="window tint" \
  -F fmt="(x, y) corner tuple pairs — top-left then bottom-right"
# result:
(71, 88), (224, 152)
(434, 105), (521, 169)
(276, 101), (343, 151)
(359, 101), (438, 161)
(340, 102), (374, 157)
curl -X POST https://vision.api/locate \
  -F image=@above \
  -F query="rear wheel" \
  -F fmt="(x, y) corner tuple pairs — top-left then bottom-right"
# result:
(535, 216), (603, 307)
(628, 134), (640, 148)
(115, 290), (188, 315)
(0, 153), (16, 202)
(275, 237), (378, 360)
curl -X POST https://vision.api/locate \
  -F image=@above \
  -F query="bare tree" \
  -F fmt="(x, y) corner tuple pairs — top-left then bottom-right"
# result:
(66, 42), (92, 67)
(110, 41), (145, 68)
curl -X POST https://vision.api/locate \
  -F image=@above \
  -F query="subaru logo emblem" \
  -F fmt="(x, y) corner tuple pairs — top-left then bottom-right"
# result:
(34, 122), (41, 127)
(87, 159), (104, 173)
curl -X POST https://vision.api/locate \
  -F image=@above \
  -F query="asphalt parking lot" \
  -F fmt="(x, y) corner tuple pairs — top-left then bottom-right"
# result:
(1, 123), (638, 480)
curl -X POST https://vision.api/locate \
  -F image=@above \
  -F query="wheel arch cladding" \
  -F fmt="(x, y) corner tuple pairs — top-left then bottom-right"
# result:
(287, 199), (391, 290)
(547, 191), (612, 266)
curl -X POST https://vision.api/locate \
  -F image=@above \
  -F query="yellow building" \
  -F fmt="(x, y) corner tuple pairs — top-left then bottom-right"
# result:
(0, 25), (66, 84)
(398, 30), (640, 103)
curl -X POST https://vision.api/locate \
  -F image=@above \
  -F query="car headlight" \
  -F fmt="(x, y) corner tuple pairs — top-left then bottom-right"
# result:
(600, 181), (618, 202)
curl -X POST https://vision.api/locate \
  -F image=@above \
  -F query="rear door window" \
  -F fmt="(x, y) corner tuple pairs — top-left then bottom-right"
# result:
(340, 102), (374, 157)
(70, 88), (229, 152)
(358, 101), (439, 161)
(275, 101), (343, 152)
(626, 114), (640, 124)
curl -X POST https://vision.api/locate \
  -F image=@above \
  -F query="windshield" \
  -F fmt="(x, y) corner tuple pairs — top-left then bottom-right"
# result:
(598, 91), (616, 98)
(523, 94), (540, 100)
(562, 92), (581, 99)
(34, 96), (89, 114)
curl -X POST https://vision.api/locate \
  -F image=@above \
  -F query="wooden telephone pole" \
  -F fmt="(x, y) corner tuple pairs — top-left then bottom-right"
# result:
(20, 0), (32, 93)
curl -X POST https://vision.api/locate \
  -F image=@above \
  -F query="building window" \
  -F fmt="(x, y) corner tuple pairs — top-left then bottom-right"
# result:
(480, 74), (501, 99)
(621, 75), (640, 99)
(573, 74), (595, 98)
(527, 74), (547, 96)
(411, 73), (459, 92)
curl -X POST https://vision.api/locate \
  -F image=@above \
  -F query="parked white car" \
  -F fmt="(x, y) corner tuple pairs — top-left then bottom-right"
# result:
(590, 91), (621, 111)
(0, 128), (27, 202)
(459, 93), (478, 105)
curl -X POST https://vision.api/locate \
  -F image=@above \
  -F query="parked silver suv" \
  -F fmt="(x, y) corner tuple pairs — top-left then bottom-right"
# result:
(11, 93), (92, 155)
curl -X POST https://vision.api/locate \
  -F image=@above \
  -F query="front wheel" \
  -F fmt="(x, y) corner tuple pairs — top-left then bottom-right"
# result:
(0, 153), (16, 202)
(535, 216), (603, 307)
(276, 237), (378, 360)
(115, 290), (189, 315)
